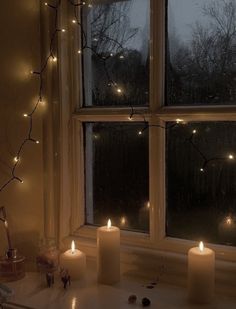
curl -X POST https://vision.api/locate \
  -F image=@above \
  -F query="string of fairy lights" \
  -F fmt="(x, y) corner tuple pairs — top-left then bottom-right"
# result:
(0, 0), (64, 192)
(0, 0), (234, 194)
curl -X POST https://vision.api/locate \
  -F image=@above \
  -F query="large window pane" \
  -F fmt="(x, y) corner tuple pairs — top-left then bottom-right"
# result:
(166, 0), (236, 105)
(166, 121), (236, 246)
(82, 0), (150, 107)
(85, 122), (149, 232)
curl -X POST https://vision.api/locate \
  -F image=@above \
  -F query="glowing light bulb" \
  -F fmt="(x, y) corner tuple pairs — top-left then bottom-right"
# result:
(78, 50), (81, 54)
(13, 157), (19, 163)
(20, 179), (24, 184)
(128, 115), (132, 120)
(72, 19), (76, 24)
(176, 118), (183, 124)
(226, 216), (232, 225)
(200, 168), (204, 172)
(107, 219), (111, 229)
(228, 154), (234, 160)
(110, 53), (113, 57)
(119, 55), (124, 59)
(45, 2), (48, 6)
(71, 240), (75, 254)
(199, 241), (204, 252)
(61, 28), (66, 32)
(52, 56), (57, 62)
(23, 113), (28, 117)
(120, 216), (126, 225)
(88, 4), (93, 7)
(117, 88), (122, 93)
(138, 131), (142, 135)
(82, 1), (86, 4)
(146, 201), (150, 209)
(192, 129), (197, 134)
(36, 140), (40, 144)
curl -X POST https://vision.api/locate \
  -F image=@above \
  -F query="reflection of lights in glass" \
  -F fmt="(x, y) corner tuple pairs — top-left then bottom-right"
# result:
(226, 216), (232, 225)
(120, 216), (126, 225)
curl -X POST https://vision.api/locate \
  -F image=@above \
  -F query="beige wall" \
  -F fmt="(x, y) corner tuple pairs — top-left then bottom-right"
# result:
(0, 0), (44, 265)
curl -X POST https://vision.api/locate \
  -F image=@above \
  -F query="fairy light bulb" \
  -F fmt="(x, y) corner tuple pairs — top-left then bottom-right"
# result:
(36, 140), (40, 144)
(119, 55), (124, 59)
(228, 154), (234, 160)
(88, 4), (93, 7)
(138, 130), (142, 135)
(61, 28), (66, 32)
(23, 113), (28, 117)
(192, 129), (197, 134)
(128, 115), (132, 121)
(72, 19), (76, 24)
(117, 88), (122, 94)
(13, 157), (19, 163)
(78, 50), (81, 54)
(176, 118), (183, 124)
(45, 2), (48, 6)
(51, 56), (57, 62)
(200, 168), (204, 172)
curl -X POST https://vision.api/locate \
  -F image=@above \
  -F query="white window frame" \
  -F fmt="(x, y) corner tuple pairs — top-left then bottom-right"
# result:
(55, 0), (236, 265)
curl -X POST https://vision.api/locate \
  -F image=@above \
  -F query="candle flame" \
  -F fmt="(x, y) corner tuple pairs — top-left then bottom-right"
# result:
(199, 241), (204, 252)
(71, 240), (75, 254)
(107, 219), (111, 229)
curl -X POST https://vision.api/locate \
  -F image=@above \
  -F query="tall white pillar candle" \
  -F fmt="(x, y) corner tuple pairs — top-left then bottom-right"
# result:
(188, 241), (215, 304)
(60, 241), (86, 280)
(97, 219), (120, 284)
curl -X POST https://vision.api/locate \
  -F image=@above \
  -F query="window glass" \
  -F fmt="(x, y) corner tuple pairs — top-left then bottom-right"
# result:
(82, 0), (150, 107)
(166, 121), (236, 246)
(166, 0), (236, 105)
(85, 122), (149, 232)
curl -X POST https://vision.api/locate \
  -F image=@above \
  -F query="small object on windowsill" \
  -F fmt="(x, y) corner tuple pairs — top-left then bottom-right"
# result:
(128, 294), (137, 304)
(36, 246), (59, 274)
(46, 272), (54, 288)
(60, 269), (71, 289)
(142, 297), (151, 307)
(0, 249), (25, 282)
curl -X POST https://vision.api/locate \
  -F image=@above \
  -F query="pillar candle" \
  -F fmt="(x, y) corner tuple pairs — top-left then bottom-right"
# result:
(97, 219), (120, 284)
(60, 241), (86, 280)
(188, 241), (215, 304)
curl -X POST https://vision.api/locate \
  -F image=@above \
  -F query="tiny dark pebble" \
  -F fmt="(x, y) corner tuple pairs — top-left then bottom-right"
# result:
(128, 294), (137, 304)
(146, 285), (154, 289)
(142, 297), (151, 307)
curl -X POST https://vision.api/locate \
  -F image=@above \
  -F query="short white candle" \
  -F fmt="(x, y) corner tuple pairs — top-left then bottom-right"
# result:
(188, 241), (215, 304)
(97, 219), (120, 284)
(60, 241), (86, 280)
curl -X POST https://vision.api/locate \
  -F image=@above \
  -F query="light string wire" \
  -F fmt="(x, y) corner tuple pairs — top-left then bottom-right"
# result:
(0, 0), (63, 193)
(68, 1), (235, 173)
(0, 0), (234, 195)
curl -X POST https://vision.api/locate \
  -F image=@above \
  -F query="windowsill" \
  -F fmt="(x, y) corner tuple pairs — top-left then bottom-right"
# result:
(2, 266), (236, 308)
(60, 234), (236, 297)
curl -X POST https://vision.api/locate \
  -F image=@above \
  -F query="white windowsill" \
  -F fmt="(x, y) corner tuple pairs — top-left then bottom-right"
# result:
(2, 266), (236, 309)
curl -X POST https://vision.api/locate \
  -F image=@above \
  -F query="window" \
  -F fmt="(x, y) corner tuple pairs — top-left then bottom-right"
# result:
(70, 0), (236, 255)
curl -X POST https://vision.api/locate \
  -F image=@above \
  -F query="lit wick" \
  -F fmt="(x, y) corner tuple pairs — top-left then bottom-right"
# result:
(107, 219), (111, 229)
(71, 240), (75, 254)
(199, 241), (204, 252)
